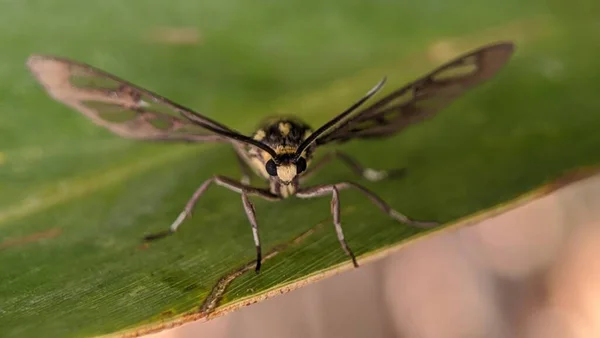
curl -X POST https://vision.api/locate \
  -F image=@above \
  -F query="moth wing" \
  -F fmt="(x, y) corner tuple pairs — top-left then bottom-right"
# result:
(27, 55), (233, 143)
(316, 42), (515, 145)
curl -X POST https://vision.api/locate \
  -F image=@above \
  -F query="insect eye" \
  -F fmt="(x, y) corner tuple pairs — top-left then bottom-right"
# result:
(296, 157), (307, 174)
(265, 159), (278, 176)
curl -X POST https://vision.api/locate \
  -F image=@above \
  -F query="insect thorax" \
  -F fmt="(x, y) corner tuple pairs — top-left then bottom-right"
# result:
(252, 116), (312, 143)
(244, 117), (315, 194)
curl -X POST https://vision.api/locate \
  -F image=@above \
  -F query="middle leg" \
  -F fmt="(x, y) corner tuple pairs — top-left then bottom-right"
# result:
(300, 150), (405, 183)
(296, 181), (439, 267)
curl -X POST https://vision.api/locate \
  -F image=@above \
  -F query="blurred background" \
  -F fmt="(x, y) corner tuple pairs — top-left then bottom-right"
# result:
(1, 1), (599, 338)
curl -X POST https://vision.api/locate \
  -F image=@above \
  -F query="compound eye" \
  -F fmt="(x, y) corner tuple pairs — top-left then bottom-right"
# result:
(296, 157), (307, 174)
(265, 159), (278, 176)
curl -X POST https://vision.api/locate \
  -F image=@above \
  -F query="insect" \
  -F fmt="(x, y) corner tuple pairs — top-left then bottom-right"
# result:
(27, 41), (514, 272)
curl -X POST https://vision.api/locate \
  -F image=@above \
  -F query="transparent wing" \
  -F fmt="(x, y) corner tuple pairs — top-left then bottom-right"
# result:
(315, 42), (515, 145)
(27, 55), (235, 143)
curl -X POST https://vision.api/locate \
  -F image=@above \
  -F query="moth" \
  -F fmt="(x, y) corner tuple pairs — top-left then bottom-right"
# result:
(27, 41), (514, 272)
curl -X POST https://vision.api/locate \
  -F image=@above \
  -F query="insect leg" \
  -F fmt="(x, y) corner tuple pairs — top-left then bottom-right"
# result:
(296, 184), (358, 267)
(296, 182), (439, 267)
(143, 176), (278, 243)
(241, 191), (262, 272)
(300, 150), (405, 183)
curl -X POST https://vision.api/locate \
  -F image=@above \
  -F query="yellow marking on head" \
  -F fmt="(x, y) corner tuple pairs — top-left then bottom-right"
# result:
(278, 122), (291, 136)
(253, 129), (266, 141)
(303, 129), (312, 140)
(260, 150), (273, 162)
(277, 165), (297, 183)
(274, 145), (298, 155)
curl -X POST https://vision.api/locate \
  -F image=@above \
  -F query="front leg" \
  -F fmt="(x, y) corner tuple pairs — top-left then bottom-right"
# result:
(241, 191), (263, 272)
(300, 150), (405, 183)
(295, 184), (358, 267)
(296, 182), (438, 267)
(144, 175), (280, 272)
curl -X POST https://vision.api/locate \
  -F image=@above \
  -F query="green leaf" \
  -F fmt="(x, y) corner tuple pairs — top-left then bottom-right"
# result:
(1, 1), (599, 337)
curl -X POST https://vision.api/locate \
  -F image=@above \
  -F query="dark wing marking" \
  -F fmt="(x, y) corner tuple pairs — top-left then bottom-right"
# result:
(26, 55), (236, 143)
(315, 41), (515, 145)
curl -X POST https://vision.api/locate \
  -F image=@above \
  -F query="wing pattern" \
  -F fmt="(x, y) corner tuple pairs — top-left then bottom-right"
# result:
(316, 42), (515, 145)
(27, 55), (232, 143)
